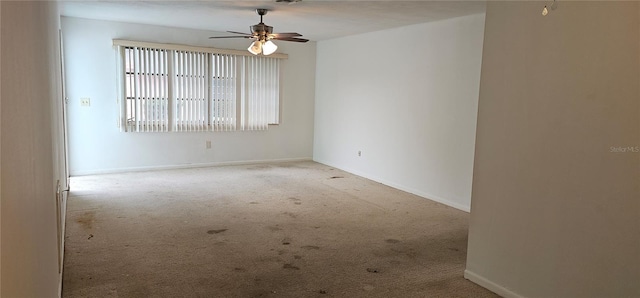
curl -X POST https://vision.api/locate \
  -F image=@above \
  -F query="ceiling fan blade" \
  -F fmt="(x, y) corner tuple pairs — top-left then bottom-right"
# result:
(273, 37), (309, 43)
(271, 32), (302, 38)
(209, 36), (251, 39)
(227, 31), (252, 36)
(206, 10), (307, 44)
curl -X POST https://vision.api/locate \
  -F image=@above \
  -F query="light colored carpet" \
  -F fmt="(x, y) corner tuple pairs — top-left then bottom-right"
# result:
(62, 161), (497, 297)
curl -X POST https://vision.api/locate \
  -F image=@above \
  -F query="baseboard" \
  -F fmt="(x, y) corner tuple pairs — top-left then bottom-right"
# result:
(313, 159), (471, 212)
(71, 157), (313, 176)
(464, 269), (525, 298)
(58, 189), (68, 298)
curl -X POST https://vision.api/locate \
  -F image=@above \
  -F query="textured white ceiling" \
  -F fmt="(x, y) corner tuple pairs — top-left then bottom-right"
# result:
(60, 1), (486, 41)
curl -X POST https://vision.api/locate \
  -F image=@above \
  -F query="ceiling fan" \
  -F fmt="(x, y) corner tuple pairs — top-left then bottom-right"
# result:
(209, 8), (309, 56)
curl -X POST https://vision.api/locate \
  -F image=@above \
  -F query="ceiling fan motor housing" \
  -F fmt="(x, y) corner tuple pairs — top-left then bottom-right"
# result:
(251, 23), (274, 40)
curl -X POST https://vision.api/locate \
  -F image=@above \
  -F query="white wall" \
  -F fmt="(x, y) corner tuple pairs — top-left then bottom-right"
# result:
(313, 14), (485, 211)
(62, 17), (316, 175)
(466, 2), (640, 297)
(1, 1), (67, 296)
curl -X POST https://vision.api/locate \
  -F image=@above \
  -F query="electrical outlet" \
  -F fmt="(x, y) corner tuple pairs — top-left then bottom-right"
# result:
(206, 140), (212, 149)
(80, 97), (91, 107)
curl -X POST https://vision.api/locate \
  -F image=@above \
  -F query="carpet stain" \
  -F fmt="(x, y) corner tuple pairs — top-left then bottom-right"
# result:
(385, 239), (401, 244)
(366, 268), (380, 273)
(288, 197), (302, 205)
(283, 263), (300, 270)
(233, 267), (246, 272)
(267, 225), (282, 232)
(318, 290), (328, 294)
(76, 211), (96, 230)
(329, 176), (344, 179)
(282, 237), (292, 245)
(87, 234), (94, 240)
(249, 202), (260, 204)
(301, 245), (320, 250)
(207, 229), (228, 234)
(390, 247), (418, 258)
(282, 212), (297, 219)
(294, 255), (302, 259)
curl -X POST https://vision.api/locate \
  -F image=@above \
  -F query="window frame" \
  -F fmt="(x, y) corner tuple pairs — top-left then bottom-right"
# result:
(114, 40), (286, 132)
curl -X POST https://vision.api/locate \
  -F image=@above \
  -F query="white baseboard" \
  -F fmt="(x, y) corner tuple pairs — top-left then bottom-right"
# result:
(71, 157), (313, 176)
(58, 189), (68, 298)
(313, 159), (470, 212)
(464, 269), (524, 298)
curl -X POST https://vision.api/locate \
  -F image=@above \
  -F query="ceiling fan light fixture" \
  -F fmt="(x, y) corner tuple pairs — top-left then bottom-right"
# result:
(248, 40), (262, 55)
(262, 40), (278, 55)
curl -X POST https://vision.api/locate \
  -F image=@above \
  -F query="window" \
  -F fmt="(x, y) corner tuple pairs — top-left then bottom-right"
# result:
(115, 40), (284, 132)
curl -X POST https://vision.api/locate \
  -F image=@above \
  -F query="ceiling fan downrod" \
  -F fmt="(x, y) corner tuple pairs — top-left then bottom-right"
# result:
(256, 8), (268, 23)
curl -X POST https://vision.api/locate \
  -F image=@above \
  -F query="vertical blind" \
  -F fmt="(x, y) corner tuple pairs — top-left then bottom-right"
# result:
(123, 46), (170, 132)
(116, 41), (283, 133)
(174, 51), (208, 132)
(211, 54), (237, 131)
(242, 56), (280, 131)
